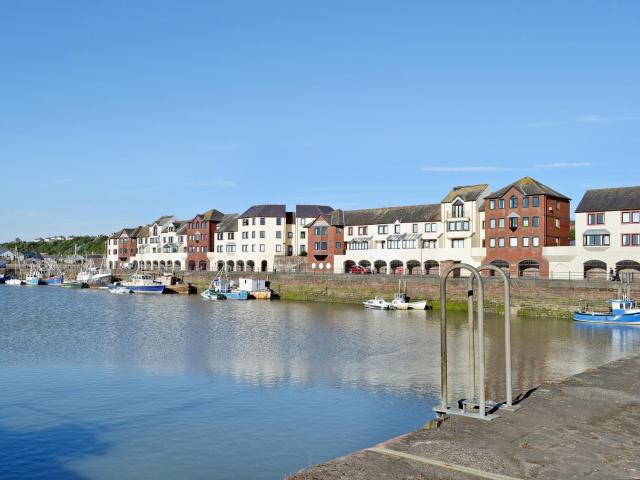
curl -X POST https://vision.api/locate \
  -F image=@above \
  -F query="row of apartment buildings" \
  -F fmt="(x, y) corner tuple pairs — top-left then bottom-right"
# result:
(106, 177), (640, 279)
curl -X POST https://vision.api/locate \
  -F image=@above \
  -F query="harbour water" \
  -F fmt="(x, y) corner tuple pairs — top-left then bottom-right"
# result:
(1, 286), (639, 479)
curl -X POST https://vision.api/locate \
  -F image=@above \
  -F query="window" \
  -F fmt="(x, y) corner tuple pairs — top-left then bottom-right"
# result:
(350, 240), (369, 250)
(242, 245), (248, 252)
(498, 218), (505, 228)
(412, 224), (418, 233)
(489, 219), (496, 229)
(226, 244), (235, 252)
(358, 226), (368, 235)
(252, 218), (256, 225)
(336, 227), (342, 233)
(532, 216), (540, 227)
(498, 237), (505, 247)
(523, 237), (530, 247)
(335, 242), (341, 249)
(288, 232), (293, 238)
(509, 237), (518, 247)
(276, 217), (282, 225)
(509, 195), (518, 208)
(523, 197), (530, 208)
(489, 199), (495, 210)
(242, 219), (249, 226)
(348, 227), (353, 235)
(259, 244), (265, 252)
(300, 245), (306, 253)
(452, 200), (465, 218)
(259, 230), (266, 239)
(300, 231), (306, 239)
(498, 199), (505, 209)
(425, 223), (437, 232)
(276, 245), (282, 253)
(377, 225), (388, 234)
(622, 234), (640, 246)
(402, 239), (416, 249)
(532, 237), (540, 247)
(588, 213), (605, 225)
(242, 232), (249, 239)
(228, 232), (234, 240)
(532, 196), (539, 207)
(275, 231), (282, 239)
(509, 217), (518, 229)
(555, 218), (560, 228)
(447, 221), (470, 231)
(394, 224), (401, 234)
(522, 217), (529, 227)
(584, 234), (610, 246)
(217, 245), (223, 253)
(451, 239), (465, 248)
(489, 238), (496, 248)
(622, 211), (640, 223)
(387, 239), (401, 249)
(314, 226), (328, 235)
(260, 217), (266, 225)
(423, 239), (437, 249)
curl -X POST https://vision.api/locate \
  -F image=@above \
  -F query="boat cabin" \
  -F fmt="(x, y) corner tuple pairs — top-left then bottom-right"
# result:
(610, 299), (637, 313)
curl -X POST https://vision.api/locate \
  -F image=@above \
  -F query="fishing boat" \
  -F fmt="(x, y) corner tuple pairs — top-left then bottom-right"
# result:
(25, 265), (47, 285)
(391, 292), (429, 310)
(202, 269), (249, 300)
(77, 256), (112, 287)
(363, 297), (395, 310)
(61, 280), (89, 289)
(200, 288), (226, 300)
(109, 282), (133, 294)
(5, 248), (26, 285)
(111, 274), (165, 294)
(238, 278), (272, 299)
(573, 279), (640, 325)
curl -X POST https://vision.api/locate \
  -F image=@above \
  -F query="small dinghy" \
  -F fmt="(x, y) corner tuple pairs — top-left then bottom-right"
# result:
(363, 296), (395, 310)
(109, 282), (133, 294)
(391, 293), (429, 310)
(201, 289), (226, 300)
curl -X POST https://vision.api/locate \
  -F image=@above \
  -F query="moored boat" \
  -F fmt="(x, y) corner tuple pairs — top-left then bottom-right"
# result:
(61, 280), (89, 289)
(5, 275), (25, 286)
(109, 282), (133, 294)
(391, 293), (429, 310)
(202, 269), (249, 300)
(363, 296), (395, 310)
(115, 274), (165, 294)
(573, 280), (640, 325)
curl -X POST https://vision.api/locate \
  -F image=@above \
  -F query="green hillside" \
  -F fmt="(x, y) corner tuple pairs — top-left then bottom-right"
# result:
(2, 236), (108, 256)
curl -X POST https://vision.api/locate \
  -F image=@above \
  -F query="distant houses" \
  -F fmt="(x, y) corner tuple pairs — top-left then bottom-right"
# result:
(101, 178), (640, 280)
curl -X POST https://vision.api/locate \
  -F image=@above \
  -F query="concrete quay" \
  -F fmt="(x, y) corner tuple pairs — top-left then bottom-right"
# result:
(289, 354), (640, 480)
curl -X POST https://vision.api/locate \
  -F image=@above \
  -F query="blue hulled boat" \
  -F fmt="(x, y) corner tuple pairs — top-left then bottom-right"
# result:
(109, 274), (164, 294)
(573, 281), (640, 325)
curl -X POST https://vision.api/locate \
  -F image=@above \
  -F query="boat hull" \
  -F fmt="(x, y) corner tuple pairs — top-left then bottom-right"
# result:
(222, 290), (249, 300)
(5, 279), (25, 286)
(573, 311), (640, 325)
(62, 281), (88, 289)
(127, 285), (165, 294)
(201, 290), (225, 300)
(25, 277), (44, 285)
(250, 290), (272, 300)
(86, 274), (112, 287)
(44, 276), (64, 285)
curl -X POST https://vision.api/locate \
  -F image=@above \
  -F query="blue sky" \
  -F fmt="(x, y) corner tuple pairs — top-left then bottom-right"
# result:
(1, 1), (639, 241)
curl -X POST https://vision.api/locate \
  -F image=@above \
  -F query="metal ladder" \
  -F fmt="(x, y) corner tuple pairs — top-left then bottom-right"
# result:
(434, 263), (517, 421)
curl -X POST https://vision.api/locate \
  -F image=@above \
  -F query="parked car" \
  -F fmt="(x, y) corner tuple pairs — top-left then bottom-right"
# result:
(349, 265), (371, 274)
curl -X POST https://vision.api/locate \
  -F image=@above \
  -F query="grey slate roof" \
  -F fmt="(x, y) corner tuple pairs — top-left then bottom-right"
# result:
(342, 204), (441, 226)
(239, 205), (286, 218)
(217, 214), (239, 233)
(575, 186), (640, 213)
(485, 177), (569, 200)
(152, 215), (176, 226)
(295, 205), (334, 218)
(441, 184), (489, 203)
(195, 209), (225, 222)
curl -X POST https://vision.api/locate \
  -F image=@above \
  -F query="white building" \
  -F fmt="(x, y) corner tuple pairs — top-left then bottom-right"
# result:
(133, 215), (188, 272)
(546, 186), (640, 279)
(333, 185), (489, 274)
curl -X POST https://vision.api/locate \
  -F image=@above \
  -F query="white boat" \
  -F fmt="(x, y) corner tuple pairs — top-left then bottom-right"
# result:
(201, 289), (226, 300)
(391, 293), (429, 310)
(109, 282), (132, 294)
(115, 274), (164, 294)
(77, 258), (112, 287)
(5, 278), (25, 286)
(5, 248), (25, 285)
(363, 296), (395, 310)
(574, 279), (640, 325)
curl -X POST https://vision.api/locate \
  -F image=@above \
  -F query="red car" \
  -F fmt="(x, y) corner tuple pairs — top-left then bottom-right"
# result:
(349, 265), (372, 274)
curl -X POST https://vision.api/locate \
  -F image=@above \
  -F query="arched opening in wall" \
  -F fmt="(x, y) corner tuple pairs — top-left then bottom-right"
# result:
(373, 260), (387, 274)
(167, 260), (173, 271)
(358, 260), (371, 269)
(109, 261), (113, 269)
(344, 260), (356, 273)
(152, 260), (159, 271)
(406, 260), (421, 275)
(159, 260), (166, 270)
(583, 260), (607, 280)
(616, 260), (640, 281)
(390, 260), (404, 275)
(490, 260), (510, 277)
(174, 260), (181, 271)
(424, 260), (439, 276)
(246, 260), (255, 272)
(226, 260), (235, 272)
(146, 261), (151, 270)
(236, 260), (244, 272)
(217, 261), (224, 271)
(261, 260), (268, 272)
(131, 261), (138, 270)
(188, 261), (196, 271)
(199, 260), (207, 271)
(518, 260), (540, 278)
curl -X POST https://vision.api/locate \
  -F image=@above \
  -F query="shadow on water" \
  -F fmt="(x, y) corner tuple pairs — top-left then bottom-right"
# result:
(0, 423), (111, 480)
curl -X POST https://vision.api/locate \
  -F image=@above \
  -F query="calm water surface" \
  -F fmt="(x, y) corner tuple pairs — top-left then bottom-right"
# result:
(1, 286), (639, 479)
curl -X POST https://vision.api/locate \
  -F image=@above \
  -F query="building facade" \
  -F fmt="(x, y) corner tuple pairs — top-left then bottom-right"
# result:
(306, 210), (346, 273)
(483, 177), (571, 278)
(107, 227), (143, 269)
(186, 209), (225, 271)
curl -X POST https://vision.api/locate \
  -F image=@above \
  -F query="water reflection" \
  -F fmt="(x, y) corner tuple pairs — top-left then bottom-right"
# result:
(1, 286), (640, 479)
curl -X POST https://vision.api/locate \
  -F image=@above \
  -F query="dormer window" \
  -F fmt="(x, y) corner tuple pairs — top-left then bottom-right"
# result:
(153, 226), (158, 236)
(452, 200), (464, 218)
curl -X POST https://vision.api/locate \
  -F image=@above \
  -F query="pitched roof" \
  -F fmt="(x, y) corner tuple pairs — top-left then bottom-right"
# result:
(295, 205), (334, 218)
(217, 214), (239, 233)
(485, 177), (569, 200)
(193, 209), (225, 222)
(575, 186), (640, 213)
(239, 205), (286, 218)
(441, 184), (489, 203)
(342, 204), (441, 226)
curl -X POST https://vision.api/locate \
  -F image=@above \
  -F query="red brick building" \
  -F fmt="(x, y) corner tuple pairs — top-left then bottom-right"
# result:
(483, 177), (570, 278)
(111, 226), (144, 269)
(186, 209), (225, 271)
(306, 209), (346, 273)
